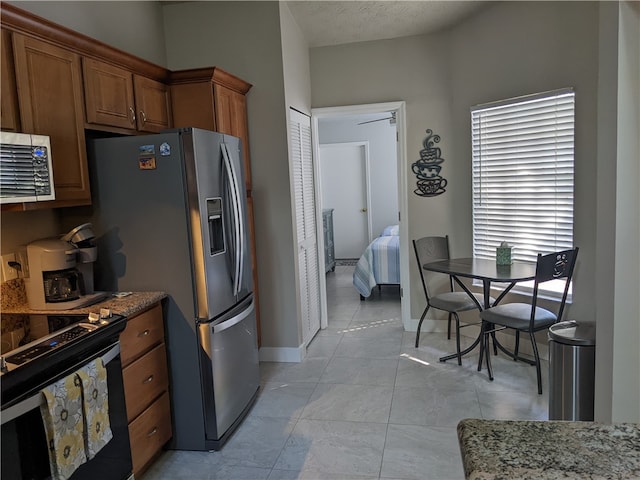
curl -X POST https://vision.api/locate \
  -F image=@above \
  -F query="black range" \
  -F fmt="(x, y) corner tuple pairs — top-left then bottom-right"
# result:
(1, 310), (133, 480)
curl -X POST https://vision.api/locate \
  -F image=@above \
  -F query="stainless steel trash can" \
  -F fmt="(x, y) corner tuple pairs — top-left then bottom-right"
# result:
(548, 320), (596, 421)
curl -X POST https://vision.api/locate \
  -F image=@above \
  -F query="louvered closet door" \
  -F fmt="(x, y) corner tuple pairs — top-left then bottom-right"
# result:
(290, 109), (320, 345)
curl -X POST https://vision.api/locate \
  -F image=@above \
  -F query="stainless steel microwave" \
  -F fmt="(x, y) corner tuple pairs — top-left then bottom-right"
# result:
(0, 131), (56, 204)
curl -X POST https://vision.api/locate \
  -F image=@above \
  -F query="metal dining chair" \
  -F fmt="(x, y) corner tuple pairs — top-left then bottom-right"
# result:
(478, 247), (579, 394)
(413, 236), (488, 364)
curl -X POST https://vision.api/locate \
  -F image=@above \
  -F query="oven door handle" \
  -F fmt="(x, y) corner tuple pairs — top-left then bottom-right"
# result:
(1, 343), (120, 425)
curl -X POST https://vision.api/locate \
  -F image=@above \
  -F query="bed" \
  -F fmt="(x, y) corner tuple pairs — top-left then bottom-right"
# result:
(352, 225), (400, 298)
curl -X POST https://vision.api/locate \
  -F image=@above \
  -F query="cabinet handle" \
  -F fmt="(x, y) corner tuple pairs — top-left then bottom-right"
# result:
(137, 329), (150, 337)
(143, 375), (154, 384)
(140, 110), (147, 125)
(147, 427), (158, 437)
(128, 106), (136, 124)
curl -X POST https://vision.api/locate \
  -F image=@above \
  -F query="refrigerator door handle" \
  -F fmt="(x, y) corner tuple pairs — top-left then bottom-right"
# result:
(224, 143), (245, 293)
(221, 142), (243, 296)
(211, 299), (254, 334)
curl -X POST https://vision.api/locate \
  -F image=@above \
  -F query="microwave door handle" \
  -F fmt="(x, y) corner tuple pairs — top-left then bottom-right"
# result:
(221, 143), (242, 296)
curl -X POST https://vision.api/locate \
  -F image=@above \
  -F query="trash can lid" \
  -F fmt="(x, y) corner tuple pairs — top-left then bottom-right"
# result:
(548, 320), (596, 346)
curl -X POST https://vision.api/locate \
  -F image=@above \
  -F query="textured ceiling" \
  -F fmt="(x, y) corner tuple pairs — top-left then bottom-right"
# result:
(285, 1), (489, 48)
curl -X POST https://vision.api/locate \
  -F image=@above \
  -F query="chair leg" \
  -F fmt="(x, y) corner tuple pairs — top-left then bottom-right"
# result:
(514, 331), (520, 360)
(485, 328), (494, 381)
(415, 305), (430, 348)
(447, 312), (452, 340)
(453, 312), (462, 365)
(477, 321), (485, 372)
(529, 331), (543, 395)
(491, 330), (498, 355)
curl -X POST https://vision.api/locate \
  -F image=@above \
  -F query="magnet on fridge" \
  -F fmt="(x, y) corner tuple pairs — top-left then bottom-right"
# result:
(139, 156), (157, 170)
(139, 144), (155, 155)
(160, 142), (171, 156)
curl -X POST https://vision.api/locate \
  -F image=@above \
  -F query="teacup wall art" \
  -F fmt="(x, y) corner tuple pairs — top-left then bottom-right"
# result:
(412, 129), (447, 197)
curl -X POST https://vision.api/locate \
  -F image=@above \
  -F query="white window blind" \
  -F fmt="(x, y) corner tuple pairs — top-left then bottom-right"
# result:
(471, 89), (575, 266)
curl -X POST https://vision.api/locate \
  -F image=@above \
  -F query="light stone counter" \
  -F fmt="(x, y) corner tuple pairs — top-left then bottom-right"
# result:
(1, 278), (166, 319)
(457, 418), (640, 480)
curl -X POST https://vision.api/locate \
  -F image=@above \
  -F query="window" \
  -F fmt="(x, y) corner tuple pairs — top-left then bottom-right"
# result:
(471, 88), (575, 297)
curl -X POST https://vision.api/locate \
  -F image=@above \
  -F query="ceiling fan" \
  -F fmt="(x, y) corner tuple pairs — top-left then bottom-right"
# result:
(357, 111), (396, 125)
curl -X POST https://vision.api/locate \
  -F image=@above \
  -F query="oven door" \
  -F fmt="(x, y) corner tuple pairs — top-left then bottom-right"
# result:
(1, 342), (132, 480)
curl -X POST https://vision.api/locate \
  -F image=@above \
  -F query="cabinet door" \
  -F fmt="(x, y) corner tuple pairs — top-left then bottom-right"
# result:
(12, 33), (91, 205)
(1, 29), (20, 132)
(133, 75), (171, 133)
(170, 81), (216, 131)
(213, 84), (251, 190)
(83, 58), (136, 130)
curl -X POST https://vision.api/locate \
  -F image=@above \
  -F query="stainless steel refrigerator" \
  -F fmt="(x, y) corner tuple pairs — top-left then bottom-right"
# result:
(87, 128), (259, 451)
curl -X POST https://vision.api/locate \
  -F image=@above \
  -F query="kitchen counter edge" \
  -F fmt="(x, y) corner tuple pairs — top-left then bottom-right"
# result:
(1, 291), (167, 319)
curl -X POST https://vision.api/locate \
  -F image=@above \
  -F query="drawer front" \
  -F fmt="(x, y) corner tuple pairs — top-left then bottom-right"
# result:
(128, 391), (172, 477)
(123, 343), (169, 422)
(120, 303), (164, 367)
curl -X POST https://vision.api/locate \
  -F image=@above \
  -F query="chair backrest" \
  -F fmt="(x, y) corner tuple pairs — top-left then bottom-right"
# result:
(532, 247), (579, 322)
(412, 236), (450, 301)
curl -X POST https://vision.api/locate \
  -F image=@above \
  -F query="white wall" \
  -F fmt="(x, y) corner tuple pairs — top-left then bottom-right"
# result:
(318, 117), (398, 235)
(612, 0), (640, 422)
(279, 1), (314, 357)
(7, 1), (167, 66)
(612, 0), (640, 424)
(280, 3), (312, 115)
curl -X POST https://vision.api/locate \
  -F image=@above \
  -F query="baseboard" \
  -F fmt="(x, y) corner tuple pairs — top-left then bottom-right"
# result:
(258, 344), (305, 363)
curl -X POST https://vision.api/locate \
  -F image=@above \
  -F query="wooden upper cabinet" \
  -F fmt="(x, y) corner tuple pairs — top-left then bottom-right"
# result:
(170, 67), (252, 190)
(133, 75), (171, 133)
(1, 28), (20, 132)
(83, 58), (171, 133)
(83, 58), (136, 129)
(11, 32), (91, 206)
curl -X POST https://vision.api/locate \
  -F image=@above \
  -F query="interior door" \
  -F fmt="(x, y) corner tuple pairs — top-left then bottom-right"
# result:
(290, 109), (321, 345)
(319, 143), (370, 259)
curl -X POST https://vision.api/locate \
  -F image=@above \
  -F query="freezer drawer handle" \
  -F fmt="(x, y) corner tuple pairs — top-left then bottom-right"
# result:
(212, 299), (255, 334)
(143, 375), (154, 384)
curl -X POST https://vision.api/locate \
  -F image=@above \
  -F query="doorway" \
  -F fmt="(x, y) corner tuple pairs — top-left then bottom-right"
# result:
(319, 142), (371, 259)
(311, 102), (410, 331)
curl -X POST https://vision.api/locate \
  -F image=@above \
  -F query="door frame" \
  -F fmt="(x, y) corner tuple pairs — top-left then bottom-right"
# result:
(311, 101), (410, 331)
(319, 141), (373, 254)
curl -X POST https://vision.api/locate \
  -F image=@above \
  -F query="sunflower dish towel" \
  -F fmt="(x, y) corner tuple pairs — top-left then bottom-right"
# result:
(40, 372), (88, 480)
(76, 358), (113, 459)
(40, 357), (113, 480)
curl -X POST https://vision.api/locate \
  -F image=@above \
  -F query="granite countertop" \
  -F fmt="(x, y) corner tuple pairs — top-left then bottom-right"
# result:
(1, 278), (166, 318)
(457, 418), (640, 480)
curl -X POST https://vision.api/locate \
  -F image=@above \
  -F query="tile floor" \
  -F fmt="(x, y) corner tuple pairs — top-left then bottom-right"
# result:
(141, 265), (548, 480)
